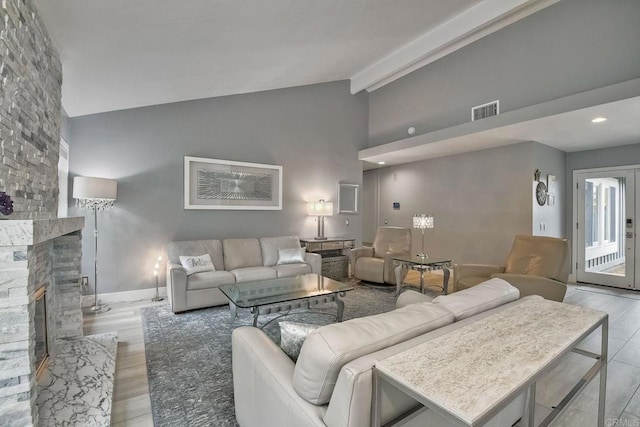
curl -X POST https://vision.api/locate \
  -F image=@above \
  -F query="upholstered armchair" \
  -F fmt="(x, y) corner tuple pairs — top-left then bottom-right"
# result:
(350, 227), (411, 285)
(453, 234), (570, 302)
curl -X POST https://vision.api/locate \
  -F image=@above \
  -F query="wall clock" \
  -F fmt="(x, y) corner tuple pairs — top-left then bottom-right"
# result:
(536, 181), (547, 206)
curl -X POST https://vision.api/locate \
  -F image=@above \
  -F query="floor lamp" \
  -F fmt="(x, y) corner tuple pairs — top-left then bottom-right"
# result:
(412, 214), (434, 258)
(73, 176), (117, 314)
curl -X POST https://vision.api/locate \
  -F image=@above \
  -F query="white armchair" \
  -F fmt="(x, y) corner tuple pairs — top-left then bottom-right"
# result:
(350, 227), (411, 285)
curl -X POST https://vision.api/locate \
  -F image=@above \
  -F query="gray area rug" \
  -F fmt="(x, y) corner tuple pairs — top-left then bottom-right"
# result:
(141, 281), (398, 426)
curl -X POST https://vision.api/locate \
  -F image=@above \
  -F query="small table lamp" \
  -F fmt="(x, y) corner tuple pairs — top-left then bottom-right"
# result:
(308, 199), (333, 240)
(73, 176), (117, 314)
(412, 214), (434, 258)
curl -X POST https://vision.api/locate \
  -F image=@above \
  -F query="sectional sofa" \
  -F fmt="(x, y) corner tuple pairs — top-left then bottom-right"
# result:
(232, 278), (532, 427)
(166, 236), (321, 313)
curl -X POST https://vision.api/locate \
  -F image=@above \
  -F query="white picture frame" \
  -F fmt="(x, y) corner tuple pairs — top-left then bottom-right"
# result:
(184, 156), (283, 210)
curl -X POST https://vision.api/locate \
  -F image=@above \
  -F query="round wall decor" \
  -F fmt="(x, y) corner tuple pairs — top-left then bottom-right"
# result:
(536, 181), (548, 206)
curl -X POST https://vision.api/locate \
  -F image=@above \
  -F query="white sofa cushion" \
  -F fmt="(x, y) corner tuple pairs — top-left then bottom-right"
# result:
(223, 239), (263, 270)
(260, 236), (303, 267)
(274, 263), (312, 277)
(432, 278), (519, 321)
(277, 247), (306, 265)
(166, 239), (225, 271)
(396, 289), (433, 309)
(292, 302), (454, 405)
(179, 254), (215, 275)
(231, 266), (277, 282)
(186, 270), (236, 291)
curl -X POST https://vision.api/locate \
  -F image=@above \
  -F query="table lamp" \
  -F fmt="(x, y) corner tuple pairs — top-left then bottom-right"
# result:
(308, 199), (333, 240)
(412, 213), (434, 258)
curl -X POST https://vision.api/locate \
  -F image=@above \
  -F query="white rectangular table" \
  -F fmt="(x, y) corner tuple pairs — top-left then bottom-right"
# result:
(372, 298), (608, 426)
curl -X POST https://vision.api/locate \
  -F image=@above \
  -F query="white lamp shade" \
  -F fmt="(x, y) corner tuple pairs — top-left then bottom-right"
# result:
(73, 177), (117, 200)
(412, 214), (434, 229)
(307, 200), (333, 216)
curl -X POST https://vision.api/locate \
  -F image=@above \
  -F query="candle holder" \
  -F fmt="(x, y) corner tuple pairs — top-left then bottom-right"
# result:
(152, 255), (165, 302)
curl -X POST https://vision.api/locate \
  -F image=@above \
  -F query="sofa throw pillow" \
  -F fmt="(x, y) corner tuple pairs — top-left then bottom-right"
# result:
(277, 247), (306, 265)
(179, 254), (215, 275)
(279, 321), (321, 361)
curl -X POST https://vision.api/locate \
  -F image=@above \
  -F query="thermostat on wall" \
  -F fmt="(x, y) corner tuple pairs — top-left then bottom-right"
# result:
(393, 202), (400, 210)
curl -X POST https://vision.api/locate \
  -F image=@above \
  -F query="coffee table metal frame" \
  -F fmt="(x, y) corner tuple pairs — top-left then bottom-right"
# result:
(372, 302), (608, 427)
(392, 255), (453, 296)
(219, 273), (354, 327)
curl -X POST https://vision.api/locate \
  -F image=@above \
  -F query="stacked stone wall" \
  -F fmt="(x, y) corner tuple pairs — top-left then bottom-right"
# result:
(0, 0), (62, 220)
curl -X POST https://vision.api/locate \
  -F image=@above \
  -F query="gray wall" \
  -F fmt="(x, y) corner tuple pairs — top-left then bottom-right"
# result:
(373, 142), (540, 266)
(532, 143), (566, 237)
(368, 0), (640, 146)
(69, 80), (368, 294)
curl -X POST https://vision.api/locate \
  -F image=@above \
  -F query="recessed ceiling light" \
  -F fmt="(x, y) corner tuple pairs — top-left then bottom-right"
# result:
(591, 117), (607, 123)
(377, 161), (386, 165)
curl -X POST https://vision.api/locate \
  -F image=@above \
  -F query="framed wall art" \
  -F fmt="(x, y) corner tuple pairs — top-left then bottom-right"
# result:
(184, 156), (283, 210)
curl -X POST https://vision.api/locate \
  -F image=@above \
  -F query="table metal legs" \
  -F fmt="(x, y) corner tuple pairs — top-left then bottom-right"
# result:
(442, 266), (450, 295)
(229, 302), (237, 321)
(336, 292), (346, 322)
(394, 263), (403, 296)
(230, 292), (349, 327)
(394, 262), (451, 296)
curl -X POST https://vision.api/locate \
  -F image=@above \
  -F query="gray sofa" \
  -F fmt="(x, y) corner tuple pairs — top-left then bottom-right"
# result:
(232, 278), (532, 427)
(166, 236), (321, 313)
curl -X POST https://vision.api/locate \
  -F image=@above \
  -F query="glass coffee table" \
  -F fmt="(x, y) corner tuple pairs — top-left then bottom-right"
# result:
(392, 255), (453, 296)
(219, 273), (354, 327)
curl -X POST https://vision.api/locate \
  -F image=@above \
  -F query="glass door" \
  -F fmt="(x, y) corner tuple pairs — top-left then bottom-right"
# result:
(576, 169), (634, 289)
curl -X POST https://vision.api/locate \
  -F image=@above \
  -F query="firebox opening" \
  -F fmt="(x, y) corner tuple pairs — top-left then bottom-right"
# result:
(34, 284), (49, 378)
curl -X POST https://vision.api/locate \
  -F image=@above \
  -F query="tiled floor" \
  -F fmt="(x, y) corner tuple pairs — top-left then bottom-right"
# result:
(85, 278), (640, 426)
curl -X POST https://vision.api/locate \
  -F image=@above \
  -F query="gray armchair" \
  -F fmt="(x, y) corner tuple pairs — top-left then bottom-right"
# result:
(350, 227), (411, 285)
(453, 234), (570, 302)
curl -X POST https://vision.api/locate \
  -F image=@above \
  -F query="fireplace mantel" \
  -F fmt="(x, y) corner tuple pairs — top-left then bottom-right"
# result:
(0, 217), (85, 246)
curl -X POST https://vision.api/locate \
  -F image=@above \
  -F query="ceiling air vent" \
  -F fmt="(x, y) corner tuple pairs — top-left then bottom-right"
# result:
(472, 100), (499, 121)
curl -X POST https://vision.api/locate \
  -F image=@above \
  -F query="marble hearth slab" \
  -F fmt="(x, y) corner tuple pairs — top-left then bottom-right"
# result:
(0, 217), (84, 246)
(36, 332), (118, 427)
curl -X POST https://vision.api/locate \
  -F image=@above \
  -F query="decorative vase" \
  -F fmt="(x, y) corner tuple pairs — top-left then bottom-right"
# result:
(0, 191), (14, 217)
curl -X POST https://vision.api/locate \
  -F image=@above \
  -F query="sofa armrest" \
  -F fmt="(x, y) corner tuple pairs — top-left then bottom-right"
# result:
(167, 261), (188, 313)
(305, 252), (322, 274)
(490, 273), (567, 302)
(232, 327), (326, 427)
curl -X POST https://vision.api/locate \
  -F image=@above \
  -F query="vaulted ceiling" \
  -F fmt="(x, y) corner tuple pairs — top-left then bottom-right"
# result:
(35, 0), (557, 117)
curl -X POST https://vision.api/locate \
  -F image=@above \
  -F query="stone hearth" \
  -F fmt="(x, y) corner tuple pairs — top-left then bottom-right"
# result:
(0, 217), (84, 426)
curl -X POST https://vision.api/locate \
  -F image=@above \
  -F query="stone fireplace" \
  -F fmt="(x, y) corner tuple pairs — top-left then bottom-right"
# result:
(0, 217), (84, 426)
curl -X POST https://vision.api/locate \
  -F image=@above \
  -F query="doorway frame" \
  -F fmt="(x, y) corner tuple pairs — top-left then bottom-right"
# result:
(572, 164), (640, 287)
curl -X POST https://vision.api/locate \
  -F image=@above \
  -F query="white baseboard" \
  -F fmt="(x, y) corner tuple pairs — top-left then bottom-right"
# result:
(82, 286), (167, 306)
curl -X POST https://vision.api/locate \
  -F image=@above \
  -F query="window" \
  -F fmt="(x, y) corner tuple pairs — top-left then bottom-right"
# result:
(585, 178), (622, 248)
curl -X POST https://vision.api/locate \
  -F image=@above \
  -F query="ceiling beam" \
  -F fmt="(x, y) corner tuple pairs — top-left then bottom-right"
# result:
(350, 0), (562, 94)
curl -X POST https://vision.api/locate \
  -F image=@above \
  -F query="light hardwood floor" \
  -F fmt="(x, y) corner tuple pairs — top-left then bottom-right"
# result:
(83, 299), (161, 426)
(84, 277), (640, 426)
